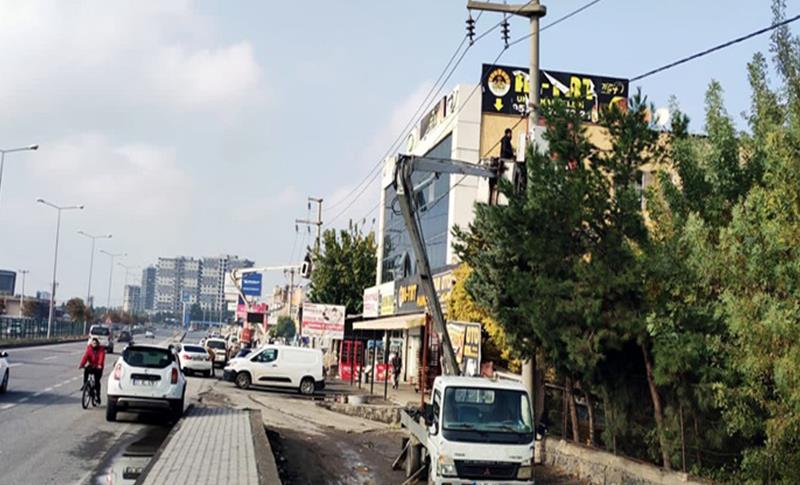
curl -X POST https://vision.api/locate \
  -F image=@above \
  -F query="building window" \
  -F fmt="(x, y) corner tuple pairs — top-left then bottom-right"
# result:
(381, 134), (452, 283)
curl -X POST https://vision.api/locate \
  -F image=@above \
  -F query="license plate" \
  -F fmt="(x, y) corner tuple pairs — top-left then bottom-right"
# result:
(132, 379), (155, 386)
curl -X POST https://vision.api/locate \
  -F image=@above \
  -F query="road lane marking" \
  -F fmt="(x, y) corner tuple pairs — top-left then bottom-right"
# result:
(0, 403), (15, 410)
(17, 397), (29, 403)
(43, 356), (58, 361)
(43, 386), (54, 393)
(8, 363), (23, 368)
(53, 382), (63, 388)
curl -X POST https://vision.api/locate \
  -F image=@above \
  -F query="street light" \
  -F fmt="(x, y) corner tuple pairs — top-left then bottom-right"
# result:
(78, 231), (112, 333)
(0, 145), (39, 207)
(37, 197), (84, 338)
(100, 250), (126, 309)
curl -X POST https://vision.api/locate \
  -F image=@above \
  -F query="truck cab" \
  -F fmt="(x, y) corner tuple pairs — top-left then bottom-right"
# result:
(424, 376), (534, 484)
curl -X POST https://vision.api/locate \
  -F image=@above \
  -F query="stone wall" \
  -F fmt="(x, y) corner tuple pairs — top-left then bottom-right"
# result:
(316, 402), (401, 425)
(541, 438), (712, 485)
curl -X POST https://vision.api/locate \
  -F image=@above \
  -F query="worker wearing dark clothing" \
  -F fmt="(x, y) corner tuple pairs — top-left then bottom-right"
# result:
(500, 128), (514, 159)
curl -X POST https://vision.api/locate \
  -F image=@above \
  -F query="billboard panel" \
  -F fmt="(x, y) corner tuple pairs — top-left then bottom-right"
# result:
(0, 270), (16, 296)
(301, 303), (345, 340)
(362, 286), (379, 318)
(481, 64), (629, 123)
(241, 273), (262, 297)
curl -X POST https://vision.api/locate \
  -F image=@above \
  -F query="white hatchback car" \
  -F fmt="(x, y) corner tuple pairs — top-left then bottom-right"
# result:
(0, 350), (9, 393)
(177, 344), (213, 377)
(106, 344), (186, 422)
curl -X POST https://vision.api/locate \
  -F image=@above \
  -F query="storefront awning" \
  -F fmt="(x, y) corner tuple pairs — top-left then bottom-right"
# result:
(352, 312), (426, 331)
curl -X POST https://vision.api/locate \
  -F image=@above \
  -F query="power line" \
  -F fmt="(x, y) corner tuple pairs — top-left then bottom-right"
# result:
(631, 12), (800, 82)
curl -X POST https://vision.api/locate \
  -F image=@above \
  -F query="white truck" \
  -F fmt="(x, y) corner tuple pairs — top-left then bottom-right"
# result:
(399, 376), (535, 484)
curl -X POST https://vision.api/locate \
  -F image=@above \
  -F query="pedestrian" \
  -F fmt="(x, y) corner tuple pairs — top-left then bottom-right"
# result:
(500, 127), (515, 159)
(391, 351), (402, 390)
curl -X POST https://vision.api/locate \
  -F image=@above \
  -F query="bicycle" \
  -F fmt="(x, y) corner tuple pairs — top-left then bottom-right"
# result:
(81, 370), (100, 409)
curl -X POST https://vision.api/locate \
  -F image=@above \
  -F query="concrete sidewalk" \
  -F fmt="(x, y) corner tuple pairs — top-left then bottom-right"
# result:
(138, 406), (279, 485)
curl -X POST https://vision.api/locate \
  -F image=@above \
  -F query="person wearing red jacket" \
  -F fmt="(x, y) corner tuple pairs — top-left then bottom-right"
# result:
(79, 338), (106, 404)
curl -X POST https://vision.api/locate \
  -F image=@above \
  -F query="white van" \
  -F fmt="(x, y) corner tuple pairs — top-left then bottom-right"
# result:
(222, 344), (324, 395)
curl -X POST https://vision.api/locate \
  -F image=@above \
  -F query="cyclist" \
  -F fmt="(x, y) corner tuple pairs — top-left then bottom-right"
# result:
(79, 337), (106, 404)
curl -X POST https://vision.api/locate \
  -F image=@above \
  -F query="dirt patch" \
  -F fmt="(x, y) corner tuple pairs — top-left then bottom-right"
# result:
(266, 426), (405, 485)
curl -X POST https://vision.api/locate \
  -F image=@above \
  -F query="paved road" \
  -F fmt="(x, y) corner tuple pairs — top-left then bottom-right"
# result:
(0, 328), (209, 485)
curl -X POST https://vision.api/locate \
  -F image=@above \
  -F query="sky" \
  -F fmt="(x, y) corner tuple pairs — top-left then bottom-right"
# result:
(0, 0), (796, 306)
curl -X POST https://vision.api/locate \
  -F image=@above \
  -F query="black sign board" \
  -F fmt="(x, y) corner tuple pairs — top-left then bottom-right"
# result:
(481, 64), (629, 123)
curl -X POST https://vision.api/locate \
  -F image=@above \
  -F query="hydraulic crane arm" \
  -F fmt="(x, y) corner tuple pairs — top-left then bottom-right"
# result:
(394, 155), (499, 376)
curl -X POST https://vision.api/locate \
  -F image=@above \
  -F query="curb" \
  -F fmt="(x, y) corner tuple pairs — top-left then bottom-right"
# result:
(134, 404), (194, 485)
(249, 410), (281, 485)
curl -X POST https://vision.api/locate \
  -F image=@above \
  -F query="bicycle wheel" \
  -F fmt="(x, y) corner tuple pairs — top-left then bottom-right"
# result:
(81, 383), (92, 409)
(92, 387), (100, 407)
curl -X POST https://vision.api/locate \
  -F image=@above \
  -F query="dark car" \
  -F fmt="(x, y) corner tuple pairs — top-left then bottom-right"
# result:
(117, 330), (133, 344)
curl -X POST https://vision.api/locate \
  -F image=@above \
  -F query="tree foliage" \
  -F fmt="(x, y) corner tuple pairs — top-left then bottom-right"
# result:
(65, 297), (90, 322)
(273, 315), (297, 339)
(308, 223), (377, 315)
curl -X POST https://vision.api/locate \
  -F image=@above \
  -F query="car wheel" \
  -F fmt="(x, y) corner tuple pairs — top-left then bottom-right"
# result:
(299, 377), (315, 396)
(172, 397), (184, 421)
(106, 400), (117, 422)
(0, 370), (8, 393)
(235, 372), (251, 390)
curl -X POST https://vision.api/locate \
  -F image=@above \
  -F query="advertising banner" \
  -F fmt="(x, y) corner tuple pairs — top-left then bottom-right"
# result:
(378, 281), (395, 316)
(302, 303), (345, 340)
(362, 286), (379, 318)
(481, 64), (629, 123)
(394, 267), (456, 314)
(447, 321), (482, 376)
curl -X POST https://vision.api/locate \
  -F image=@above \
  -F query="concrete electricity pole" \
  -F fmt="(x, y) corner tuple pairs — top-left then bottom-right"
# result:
(296, 197), (323, 254)
(466, 0), (547, 424)
(100, 250), (126, 309)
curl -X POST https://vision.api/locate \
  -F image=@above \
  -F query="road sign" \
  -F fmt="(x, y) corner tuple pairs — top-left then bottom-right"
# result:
(241, 273), (262, 297)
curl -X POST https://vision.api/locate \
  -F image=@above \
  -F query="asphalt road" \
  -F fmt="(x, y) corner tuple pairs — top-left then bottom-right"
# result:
(0, 328), (209, 485)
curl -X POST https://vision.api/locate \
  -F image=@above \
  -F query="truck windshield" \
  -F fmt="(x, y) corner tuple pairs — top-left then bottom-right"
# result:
(442, 387), (532, 437)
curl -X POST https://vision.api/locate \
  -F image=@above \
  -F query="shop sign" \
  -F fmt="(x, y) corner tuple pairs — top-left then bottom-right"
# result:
(378, 281), (395, 316)
(419, 88), (459, 142)
(395, 267), (456, 314)
(481, 64), (629, 123)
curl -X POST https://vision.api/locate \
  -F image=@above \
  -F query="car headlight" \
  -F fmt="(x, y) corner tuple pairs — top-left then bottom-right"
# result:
(517, 464), (532, 480)
(437, 455), (457, 477)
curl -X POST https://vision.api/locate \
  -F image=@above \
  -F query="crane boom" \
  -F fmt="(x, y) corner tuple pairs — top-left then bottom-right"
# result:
(393, 155), (499, 376)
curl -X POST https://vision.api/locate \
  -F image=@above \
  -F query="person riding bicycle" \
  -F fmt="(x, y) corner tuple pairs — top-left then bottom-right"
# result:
(79, 337), (106, 404)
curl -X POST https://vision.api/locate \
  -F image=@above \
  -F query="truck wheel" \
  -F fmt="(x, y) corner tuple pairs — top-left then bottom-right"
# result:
(405, 440), (421, 478)
(235, 372), (251, 390)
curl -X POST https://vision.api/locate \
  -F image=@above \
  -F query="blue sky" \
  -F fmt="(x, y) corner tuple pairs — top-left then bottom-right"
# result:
(0, 0), (795, 304)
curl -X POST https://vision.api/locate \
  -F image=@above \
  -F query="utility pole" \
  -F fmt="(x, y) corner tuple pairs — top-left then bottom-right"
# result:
(296, 197), (323, 255)
(285, 268), (296, 323)
(18, 269), (29, 315)
(467, 0), (547, 426)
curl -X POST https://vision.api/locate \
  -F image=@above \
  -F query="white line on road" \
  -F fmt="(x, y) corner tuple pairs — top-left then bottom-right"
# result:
(0, 403), (15, 410)
(53, 382), (63, 388)
(17, 397), (29, 403)
(8, 363), (23, 368)
(43, 355), (59, 361)
(43, 386), (53, 393)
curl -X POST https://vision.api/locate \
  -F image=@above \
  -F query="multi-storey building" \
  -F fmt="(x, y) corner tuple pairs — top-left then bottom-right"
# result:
(123, 285), (142, 314)
(140, 266), (156, 312)
(199, 255), (253, 319)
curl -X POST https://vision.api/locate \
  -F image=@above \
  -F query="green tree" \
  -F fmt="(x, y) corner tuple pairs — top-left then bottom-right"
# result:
(189, 303), (203, 321)
(22, 300), (48, 320)
(308, 223), (377, 315)
(65, 297), (88, 322)
(273, 315), (296, 339)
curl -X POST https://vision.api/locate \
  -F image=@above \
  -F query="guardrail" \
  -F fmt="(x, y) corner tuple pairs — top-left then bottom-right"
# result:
(0, 316), (85, 340)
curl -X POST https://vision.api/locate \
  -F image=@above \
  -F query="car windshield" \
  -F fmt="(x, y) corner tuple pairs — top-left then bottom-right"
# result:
(123, 347), (173, 369)
(442, 387), (532, 434)
(207, 340), (225, 350)
(183, 345), (206, 353)
(90, 327), (110, 336)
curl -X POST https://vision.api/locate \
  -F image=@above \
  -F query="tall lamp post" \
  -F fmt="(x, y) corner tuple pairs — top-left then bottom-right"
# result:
(18, 269), (29, 315)
(78, 231), (112, 333)
(100, 250), (126, 310)
(37, 198), (84, 338)
(0, 145), (39, 207)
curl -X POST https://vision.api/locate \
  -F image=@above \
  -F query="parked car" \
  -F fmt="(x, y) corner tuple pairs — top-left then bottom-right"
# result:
(88, 324), (114, 354)
(144, 330), (155, 339)
(223, 344), (324, 395)
(106, 344), (186, 422)
(0, 350), (9, 393)
(117, 330), (133, 345)
(177, 344), (213, 377)
(204, 338), (228, 368)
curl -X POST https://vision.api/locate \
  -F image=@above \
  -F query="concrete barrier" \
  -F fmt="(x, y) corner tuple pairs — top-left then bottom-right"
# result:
(317, 401), (402, 425)
(541, 437), (712, 485)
